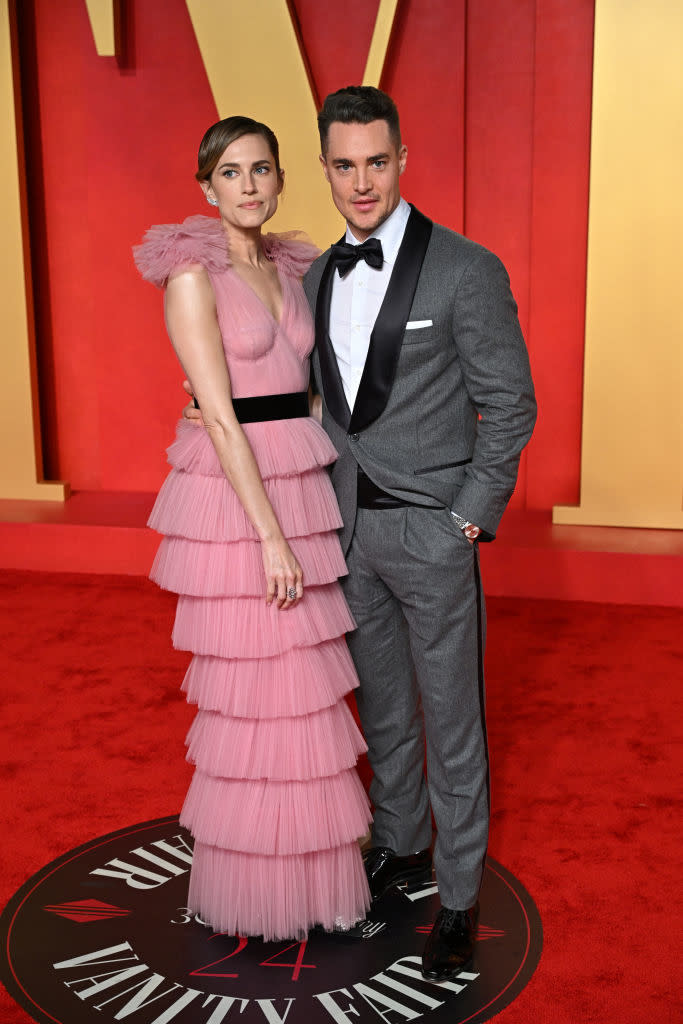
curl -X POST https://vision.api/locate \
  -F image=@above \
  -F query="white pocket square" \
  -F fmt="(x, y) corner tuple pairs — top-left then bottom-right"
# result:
(405, 319), (433, 330)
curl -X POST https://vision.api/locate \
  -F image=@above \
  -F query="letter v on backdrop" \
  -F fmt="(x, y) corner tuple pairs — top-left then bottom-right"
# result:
(185, 0), (399, 247)
(85, 0), (398, 245)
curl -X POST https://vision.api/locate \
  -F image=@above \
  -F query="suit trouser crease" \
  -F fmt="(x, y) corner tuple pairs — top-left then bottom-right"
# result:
(342, 506), (489, 910)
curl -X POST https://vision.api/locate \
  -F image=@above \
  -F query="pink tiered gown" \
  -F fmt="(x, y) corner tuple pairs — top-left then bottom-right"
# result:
(134, 215), (371, 940)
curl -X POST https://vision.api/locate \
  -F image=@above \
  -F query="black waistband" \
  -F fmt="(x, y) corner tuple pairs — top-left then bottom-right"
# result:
(356, 467), (418, 510)
(193, 391), (309, 423)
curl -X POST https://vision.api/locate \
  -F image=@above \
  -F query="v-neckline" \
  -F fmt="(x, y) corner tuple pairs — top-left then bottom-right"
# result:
(230, 263), (287, 329)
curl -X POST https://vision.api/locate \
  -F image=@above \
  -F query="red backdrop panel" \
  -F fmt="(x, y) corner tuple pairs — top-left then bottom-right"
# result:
(19, 0), (593, 507)
(465, 0), (537, 509)
(290, 0), (381, 104)
(526, 0), (594, 508)
(382, 0), (466, 233)
(26, 0), (219, 490)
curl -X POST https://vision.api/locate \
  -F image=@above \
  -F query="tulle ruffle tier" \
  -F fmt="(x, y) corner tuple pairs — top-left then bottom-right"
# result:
(152, 531), (348, 596)
(165, 416), (338, 480)
(173, 584), (355, 660)
(188, 840), (369, 941)
(186, 701), (366, 780)
(150, 415), (371, 940)
(181, 769), (371, 855)
(181, 638), (359, 719)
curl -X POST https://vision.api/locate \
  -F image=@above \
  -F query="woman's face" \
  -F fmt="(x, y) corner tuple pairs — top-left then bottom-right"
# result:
(203, 133), (283, 230)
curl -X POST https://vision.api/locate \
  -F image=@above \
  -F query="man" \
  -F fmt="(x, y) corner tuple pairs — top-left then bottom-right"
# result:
(304, 86), (536, 979)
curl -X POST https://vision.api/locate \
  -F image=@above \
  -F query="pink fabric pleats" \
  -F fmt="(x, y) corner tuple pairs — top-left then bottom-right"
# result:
(188, 841), (369, 941)
(181, 638), (360, 719)
(165, 416), (338, 479)
(186, 702), (367, 780)
(149, 415), (371, 940)
(152, 531), (348, 597)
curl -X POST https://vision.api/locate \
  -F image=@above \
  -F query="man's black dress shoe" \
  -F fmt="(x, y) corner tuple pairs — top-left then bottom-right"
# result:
(362, 846), (432, 900)
(421, 903), (479, 979)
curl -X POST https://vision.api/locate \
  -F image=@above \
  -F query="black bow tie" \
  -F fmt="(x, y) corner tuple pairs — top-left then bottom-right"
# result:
(329, 237), (384, 278)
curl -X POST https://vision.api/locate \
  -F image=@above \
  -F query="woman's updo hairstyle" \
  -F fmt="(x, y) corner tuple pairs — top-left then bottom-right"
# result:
(196, 116), (283, 184)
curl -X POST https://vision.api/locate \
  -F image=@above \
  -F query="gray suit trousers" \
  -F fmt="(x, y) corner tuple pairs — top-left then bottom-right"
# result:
(342, 504), (489, 911)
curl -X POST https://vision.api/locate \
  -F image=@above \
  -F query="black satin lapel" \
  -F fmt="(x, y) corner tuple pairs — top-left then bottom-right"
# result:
(314, 248), (351, 432)
(349, 206), (433, 434)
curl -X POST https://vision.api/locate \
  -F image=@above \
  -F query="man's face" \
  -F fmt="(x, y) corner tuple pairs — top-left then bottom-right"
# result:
(320, 119), (407, 241)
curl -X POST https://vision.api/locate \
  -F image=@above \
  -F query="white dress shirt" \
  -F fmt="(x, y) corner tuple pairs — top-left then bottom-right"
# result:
(329, 197), (411, 411)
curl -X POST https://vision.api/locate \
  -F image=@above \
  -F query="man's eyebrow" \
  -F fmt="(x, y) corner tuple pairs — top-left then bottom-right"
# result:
(331, 152), (390, 165)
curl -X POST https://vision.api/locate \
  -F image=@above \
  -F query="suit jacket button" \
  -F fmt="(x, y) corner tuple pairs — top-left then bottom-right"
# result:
(349, 433), (359, 441)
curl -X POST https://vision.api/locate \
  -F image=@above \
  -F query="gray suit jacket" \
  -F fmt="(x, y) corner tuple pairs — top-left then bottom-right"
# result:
(303, 205), (536, 553)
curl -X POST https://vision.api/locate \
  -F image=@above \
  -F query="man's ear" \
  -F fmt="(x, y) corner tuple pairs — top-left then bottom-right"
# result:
(398, 145), (408, 176)
(319, 153), (331, 183)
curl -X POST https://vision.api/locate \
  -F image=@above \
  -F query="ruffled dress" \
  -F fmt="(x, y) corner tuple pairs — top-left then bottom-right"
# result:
(134, 215), (371, 940)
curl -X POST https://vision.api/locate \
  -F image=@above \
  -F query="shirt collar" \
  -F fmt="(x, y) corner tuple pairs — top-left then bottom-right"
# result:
(345, 197), (410, 267)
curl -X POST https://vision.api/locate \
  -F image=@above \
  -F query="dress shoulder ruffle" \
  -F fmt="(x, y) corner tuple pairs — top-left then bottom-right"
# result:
(133, 215), (319, 288)
(262, 232), (320, 278)
(133, 215), (229, 287)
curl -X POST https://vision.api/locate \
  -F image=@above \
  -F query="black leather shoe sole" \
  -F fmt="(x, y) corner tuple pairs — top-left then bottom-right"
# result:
(421, 956), (473, 980)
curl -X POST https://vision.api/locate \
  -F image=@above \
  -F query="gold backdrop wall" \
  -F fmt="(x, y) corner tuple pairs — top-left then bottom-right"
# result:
(554, 0), (683, 529)
(0, 2), (67, 499)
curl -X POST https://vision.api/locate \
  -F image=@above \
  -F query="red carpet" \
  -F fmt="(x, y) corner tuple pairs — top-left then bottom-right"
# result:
(1, 570), (680, 1022)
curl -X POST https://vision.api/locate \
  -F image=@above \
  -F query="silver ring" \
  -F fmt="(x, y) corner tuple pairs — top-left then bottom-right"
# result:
(287, 587), (297, 600)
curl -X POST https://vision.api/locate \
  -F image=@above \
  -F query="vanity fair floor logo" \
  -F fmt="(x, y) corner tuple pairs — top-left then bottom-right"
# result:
(1, 817), (542, 1024)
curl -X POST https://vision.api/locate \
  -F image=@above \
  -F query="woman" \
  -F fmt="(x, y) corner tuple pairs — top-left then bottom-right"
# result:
(134, 116), (371, 940)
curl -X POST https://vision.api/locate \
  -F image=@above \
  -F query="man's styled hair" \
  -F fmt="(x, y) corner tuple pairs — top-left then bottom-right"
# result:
(317, 86), (401, 154)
